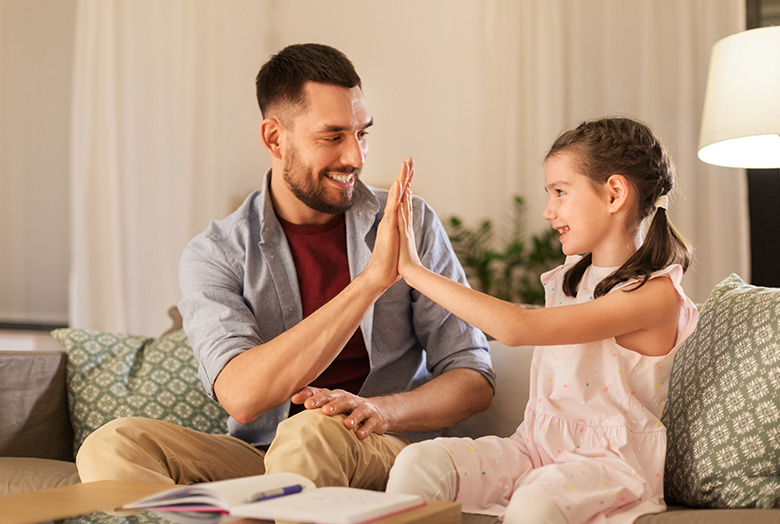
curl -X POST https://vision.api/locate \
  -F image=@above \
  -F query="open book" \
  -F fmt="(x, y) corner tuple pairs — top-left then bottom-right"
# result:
(123, 472), (425, 524)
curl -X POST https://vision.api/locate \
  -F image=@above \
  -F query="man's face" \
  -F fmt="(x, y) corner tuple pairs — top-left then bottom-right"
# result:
(278, 82), (372, 221)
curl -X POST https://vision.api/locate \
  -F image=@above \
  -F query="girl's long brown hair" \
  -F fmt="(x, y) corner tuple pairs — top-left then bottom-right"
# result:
(546, 117), (692, 298)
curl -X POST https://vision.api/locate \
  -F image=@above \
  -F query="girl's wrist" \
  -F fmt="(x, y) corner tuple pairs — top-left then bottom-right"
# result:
(399, 262), (425, 288)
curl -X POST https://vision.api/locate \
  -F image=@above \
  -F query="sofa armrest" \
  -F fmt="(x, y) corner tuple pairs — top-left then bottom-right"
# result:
(443, 340), (532, 438)
(0, 350), (74, 461)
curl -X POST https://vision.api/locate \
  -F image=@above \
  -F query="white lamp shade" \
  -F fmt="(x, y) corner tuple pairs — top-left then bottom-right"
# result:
(698, 26), (780, 169)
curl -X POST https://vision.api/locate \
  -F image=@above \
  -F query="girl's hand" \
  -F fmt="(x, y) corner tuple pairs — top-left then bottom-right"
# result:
(363, 158), (414, 291)
(397, 162), (422, 277)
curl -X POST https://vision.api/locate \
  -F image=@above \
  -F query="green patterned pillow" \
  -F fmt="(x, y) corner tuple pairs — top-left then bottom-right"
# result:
(51, 328), (229, 456)
(663, 274), (780, 508)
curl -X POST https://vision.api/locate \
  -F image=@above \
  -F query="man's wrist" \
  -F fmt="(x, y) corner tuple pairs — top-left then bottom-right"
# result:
(364, 394), (399, 433)
(354, 267), (396, 300)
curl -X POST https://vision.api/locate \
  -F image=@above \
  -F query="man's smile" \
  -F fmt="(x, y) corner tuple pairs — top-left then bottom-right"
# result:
(326, 172), (355, 186)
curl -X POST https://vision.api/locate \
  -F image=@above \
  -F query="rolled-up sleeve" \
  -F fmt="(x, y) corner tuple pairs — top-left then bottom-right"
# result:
(179, 230), (265, 398)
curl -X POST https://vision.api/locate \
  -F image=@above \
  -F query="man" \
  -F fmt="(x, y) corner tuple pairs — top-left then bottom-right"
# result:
(77, 43), (494, 490)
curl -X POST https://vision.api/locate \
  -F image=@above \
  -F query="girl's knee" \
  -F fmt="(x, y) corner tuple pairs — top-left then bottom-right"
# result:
(503, 490), (567, 524)
(386, 441), (457, 501)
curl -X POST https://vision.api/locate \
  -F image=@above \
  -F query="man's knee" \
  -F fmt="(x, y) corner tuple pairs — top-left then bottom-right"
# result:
(77, 417), (172, 483)
(79, 416), (266, 484)
(270, 410), (355, 458)
(78, 417), (149, 459)
(267, 410), (352, 461)
(277, 409), (349, 439)
(265, 409), (404, 489)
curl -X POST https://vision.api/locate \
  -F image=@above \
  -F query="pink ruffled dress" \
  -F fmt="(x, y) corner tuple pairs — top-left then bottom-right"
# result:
(434, 257), (698, 524)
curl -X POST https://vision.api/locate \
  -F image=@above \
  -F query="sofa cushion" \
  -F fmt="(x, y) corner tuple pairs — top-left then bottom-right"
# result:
(0, 350), (74, 461)
(51, 328), (229, 455)
(663, 274), (780, 508)
(444, 340), (532, 439)
(0, 457), (80, 494)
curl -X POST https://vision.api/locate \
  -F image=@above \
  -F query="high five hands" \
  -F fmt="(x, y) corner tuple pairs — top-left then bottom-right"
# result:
(395, 158), (423, 277)
(360, 157), (420, 288)
(385, 157), (422, 279)
(290, 158), (426, 440)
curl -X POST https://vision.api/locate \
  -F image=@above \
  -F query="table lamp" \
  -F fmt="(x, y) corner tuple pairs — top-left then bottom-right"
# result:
(698, 26), (780, 169)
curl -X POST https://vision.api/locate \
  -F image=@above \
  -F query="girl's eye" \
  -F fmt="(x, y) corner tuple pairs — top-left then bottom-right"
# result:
(556, 189), (565, 196)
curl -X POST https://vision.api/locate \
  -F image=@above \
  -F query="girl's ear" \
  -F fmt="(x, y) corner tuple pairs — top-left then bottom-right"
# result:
(605, 174), (631, 213)
(260, 118), (284, 159)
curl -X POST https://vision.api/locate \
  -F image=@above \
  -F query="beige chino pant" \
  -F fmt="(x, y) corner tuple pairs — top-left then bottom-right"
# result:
(76, 409), (409, 490)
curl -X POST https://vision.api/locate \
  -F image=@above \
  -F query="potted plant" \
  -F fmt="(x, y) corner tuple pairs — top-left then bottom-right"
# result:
(445, 196), (564, 306)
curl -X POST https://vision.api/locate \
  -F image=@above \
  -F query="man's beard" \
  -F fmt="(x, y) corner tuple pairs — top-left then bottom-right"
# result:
(283, 148), (360, 215)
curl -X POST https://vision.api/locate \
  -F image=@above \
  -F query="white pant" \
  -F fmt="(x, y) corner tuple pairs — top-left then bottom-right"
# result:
(386, 440), (458, 501)
(387, 440), (567, 524)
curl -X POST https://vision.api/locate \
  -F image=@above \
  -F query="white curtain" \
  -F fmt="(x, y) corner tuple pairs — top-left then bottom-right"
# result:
(69, 0), (271, 335)
(474, 0), (748, 304)
(0, 0), (73, 326)
(69, 0), (747, 335)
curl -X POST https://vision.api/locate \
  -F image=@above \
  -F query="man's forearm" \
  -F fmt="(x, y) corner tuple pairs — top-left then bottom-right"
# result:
(214, 271), (391, 424)
(212, 167), (409, 425)
(374, 368), (494, 434)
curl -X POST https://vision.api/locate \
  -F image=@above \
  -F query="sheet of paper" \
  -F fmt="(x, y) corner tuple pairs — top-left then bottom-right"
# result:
(231, 486), (424, 524)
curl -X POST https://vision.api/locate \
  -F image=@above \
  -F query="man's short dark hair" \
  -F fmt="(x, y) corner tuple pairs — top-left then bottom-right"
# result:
(255, 43), (362, 118)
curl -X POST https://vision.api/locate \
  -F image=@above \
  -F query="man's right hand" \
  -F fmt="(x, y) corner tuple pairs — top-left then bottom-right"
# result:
(214, 158), (416, 424)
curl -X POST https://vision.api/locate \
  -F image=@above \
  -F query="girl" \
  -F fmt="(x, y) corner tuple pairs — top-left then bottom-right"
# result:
(385, 117), (699, 524)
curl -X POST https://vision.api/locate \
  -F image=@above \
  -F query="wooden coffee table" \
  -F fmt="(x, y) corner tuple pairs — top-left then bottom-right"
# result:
(1, 480), (461, 524)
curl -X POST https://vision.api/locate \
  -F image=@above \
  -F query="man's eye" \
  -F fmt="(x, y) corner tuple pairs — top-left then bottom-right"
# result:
(358, 131), (370, 139)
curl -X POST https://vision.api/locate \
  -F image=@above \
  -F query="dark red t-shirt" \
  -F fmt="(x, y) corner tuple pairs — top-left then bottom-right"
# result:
(277, 213), (370, 399)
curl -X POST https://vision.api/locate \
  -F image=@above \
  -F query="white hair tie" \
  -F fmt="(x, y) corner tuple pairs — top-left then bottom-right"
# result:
(654, 194), (668, 210)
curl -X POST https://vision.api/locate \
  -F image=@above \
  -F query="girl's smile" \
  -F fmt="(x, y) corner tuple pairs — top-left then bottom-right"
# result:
(543, 152), (610, 258)
(542, 151), (637, 267)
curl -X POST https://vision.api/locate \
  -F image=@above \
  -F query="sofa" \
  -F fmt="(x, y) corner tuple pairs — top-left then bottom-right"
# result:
(1, 275), (778, 523)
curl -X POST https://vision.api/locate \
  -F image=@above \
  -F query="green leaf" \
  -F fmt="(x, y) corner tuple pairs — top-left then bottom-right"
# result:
(445, 196), (564, 305)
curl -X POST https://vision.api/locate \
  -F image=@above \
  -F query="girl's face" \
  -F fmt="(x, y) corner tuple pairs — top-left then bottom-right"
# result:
(542, 152), (613, 258)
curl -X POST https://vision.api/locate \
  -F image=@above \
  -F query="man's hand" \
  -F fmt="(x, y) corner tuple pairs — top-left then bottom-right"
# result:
(362, 158), (414, 290)
(292, 386), (390, 440)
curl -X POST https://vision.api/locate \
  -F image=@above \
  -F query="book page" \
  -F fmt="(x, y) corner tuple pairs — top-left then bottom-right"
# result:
(230, 487), (424, 524)
(123, 472), (315, 511)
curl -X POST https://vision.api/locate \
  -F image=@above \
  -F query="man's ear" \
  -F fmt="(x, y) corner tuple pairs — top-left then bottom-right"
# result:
(605, 174), (631, 213)
(260, 118), (284, 159)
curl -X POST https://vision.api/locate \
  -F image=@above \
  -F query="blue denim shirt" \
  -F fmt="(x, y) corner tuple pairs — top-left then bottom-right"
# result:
(179, 172), (495, 446)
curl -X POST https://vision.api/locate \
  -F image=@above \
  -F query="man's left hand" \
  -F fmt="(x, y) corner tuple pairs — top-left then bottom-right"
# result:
(291, 386), (390, 439)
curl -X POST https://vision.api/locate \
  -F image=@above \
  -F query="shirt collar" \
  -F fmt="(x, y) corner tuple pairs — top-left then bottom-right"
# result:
(257, 168), (380, 245)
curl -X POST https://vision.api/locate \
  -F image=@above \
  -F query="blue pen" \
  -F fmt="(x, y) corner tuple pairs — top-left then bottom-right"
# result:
(247, 483), (304, 503)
